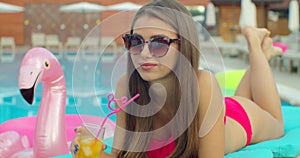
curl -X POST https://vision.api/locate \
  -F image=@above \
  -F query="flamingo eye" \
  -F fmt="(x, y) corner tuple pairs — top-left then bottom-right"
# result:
(44, 60), (50, 69)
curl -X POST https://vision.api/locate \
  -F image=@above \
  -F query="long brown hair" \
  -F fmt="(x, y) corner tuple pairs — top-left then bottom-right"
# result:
(118, 0), (201, 157)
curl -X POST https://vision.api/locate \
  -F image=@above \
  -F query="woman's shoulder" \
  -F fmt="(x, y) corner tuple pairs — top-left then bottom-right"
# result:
(196, 69), (216, 87)
(196, 69), (222, 108)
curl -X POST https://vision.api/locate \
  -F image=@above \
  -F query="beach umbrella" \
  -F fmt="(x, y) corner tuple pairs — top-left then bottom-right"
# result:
(105, 2), (141, 11)
(288, 0), (299, 32)
(239, 0), (257, 29)
(205, 2), (216, 27)
(59, 2), (106, 13)
(0, 2), (24, 13)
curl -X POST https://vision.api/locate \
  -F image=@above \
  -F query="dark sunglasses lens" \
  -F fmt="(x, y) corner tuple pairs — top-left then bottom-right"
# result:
(130, 36), (143, 54)
(126, 35), (143, 55)
(123, 35), (131, 50)
(150, 38), (169, 57)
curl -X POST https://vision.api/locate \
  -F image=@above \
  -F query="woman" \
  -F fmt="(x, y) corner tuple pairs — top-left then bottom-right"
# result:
(72, 0), (284, 157)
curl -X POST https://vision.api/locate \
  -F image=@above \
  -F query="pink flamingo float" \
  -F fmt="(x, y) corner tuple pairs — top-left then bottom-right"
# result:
(0, 48), (116, 157)
(20, 47), (69, 157)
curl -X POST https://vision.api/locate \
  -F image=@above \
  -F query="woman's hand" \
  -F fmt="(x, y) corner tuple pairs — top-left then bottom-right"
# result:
(70, 126), (108, 158)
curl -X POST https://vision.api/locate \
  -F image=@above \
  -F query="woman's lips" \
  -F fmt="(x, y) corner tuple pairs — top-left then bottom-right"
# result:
(141, 63), (157, 70)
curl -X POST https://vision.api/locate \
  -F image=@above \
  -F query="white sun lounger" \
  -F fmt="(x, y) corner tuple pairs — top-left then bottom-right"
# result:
(81, 36), (100, 61)
(45, 34), (63, 59)
(31, 33), (45, 48)
(0, 37), (16, 63)
(64, 36), (81, 61)
(99, 36), (117, 63)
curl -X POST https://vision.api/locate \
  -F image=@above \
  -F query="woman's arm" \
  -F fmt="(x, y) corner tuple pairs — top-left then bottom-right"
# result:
(197, 70), (225, 158)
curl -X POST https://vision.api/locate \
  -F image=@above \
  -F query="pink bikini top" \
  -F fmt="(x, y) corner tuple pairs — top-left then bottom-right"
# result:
(146, 136), (176, 158)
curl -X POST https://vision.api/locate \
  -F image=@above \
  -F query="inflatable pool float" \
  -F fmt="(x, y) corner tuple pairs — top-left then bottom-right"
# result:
(273, 42), (288, 53)
(215, 69), (246, 96)
(0, 114), (115, 148)
(0, 48), (115, 157)
(0, 115), (115, 157)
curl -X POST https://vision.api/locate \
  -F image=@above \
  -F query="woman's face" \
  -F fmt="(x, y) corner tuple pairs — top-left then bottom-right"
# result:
(131, 15), (179, 82)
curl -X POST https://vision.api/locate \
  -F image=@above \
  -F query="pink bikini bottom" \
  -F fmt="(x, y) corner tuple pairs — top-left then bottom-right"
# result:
(224, 97), (253, 146)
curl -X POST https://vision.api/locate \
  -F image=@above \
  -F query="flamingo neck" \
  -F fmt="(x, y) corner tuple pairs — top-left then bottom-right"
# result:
(34, 74), (68, 157)
(43, 75), (66, 94)
(51, 75), (65, 86)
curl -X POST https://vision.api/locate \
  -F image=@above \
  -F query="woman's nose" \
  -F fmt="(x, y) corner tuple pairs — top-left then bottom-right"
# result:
(140, 43), (153, 58)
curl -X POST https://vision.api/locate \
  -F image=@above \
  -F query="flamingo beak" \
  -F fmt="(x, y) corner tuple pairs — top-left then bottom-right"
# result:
(20, 87), (34, 104)
(19, 71), (41, 105)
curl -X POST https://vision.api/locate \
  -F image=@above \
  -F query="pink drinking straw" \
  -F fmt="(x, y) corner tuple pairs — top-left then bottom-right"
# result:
(95, 93), (140, 139)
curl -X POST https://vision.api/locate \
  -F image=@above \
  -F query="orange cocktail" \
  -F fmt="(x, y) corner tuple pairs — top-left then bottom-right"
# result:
(76, 123), (105, 158)
(76, 136), (103, 158)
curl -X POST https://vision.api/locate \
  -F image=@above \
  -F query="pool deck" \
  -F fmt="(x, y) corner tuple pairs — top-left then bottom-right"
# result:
(221, 56), (300, 106)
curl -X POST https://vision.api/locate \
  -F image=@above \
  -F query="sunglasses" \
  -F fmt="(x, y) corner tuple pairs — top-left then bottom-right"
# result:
(122, 34), (180, 58)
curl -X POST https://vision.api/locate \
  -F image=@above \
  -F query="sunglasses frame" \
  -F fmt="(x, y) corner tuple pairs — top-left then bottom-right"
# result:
(122, 33), (180, 58)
